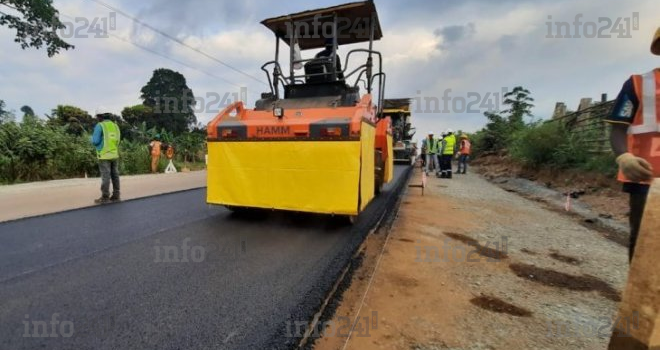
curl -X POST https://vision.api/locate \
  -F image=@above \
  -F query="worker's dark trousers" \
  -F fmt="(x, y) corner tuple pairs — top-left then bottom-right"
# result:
(99, 159), (120, 198)
(628, 192), (649, 262)
(439, 155), (453, 178)
(457, 154), (469, 174)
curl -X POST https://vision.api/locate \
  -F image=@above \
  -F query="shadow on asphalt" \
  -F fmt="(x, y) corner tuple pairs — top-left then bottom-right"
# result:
(225, 209), (351, 232)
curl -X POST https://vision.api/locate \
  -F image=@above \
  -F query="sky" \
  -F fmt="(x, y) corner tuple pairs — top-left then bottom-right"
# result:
(0, 0), (658, 139)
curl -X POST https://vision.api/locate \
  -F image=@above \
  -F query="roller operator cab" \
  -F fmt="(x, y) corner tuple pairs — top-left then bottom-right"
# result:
(382, 98), (417, 165)
(206, 1), (393, 219)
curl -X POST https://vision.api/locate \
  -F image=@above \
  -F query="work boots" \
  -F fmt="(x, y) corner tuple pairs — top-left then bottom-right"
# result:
(94, 196), (110, 204)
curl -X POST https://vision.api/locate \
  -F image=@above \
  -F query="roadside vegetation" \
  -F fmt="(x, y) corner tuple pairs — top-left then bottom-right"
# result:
(470, 86), (617, 177)
(0, 69), (207, 184)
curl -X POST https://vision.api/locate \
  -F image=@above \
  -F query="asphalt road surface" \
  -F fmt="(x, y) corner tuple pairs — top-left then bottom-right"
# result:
(0, 165), (410, 350)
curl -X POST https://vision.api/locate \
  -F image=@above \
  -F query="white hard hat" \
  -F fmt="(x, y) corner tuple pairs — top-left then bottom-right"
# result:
(428, 131), (435, 135)
(446, 128), (454, 134)
(95, 106), (112, 116)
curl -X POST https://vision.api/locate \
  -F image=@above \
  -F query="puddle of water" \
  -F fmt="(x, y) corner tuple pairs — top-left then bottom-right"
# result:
(470, 295), (532, 317)
(509, 263), (620, 301)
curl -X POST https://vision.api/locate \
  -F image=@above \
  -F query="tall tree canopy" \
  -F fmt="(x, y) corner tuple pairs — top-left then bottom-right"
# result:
(121, 104), (154, 128)
(140, 68), (197, 135)
(0, 0), (74, 56)
(47, 105), (95, 135)
(20, 105), (34, 117)
(471, 86), (536, 154)
(503, 86), (535, 132)
(0, 100), (7, 118)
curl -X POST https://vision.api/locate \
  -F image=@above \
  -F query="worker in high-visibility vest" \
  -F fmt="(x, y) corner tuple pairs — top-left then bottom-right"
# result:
(605, 27), (660, 262)
(456, 134), (471, 174)
(424, 131), (439, 176)
(439, 129), (457, 178)
(149, 135), (163, 173)
(91, 107), (121, 204)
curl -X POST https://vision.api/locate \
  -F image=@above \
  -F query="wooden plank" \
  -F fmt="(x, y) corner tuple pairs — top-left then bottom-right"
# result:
(609, 179), (660, 350)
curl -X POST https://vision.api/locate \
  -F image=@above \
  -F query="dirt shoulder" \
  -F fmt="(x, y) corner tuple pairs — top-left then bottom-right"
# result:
(0, 170), (206, 222)
(313, 167), (628, 350)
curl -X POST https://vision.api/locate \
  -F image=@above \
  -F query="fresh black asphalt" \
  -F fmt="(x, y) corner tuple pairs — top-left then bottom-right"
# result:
(0, 165), (410, 350)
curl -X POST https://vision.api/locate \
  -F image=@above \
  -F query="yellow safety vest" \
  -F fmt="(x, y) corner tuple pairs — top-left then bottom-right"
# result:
(443, 134), (456, 155)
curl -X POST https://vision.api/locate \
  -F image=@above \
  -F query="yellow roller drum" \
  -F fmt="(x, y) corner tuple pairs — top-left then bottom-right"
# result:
(359, 122), (376, 211)
(207, 140), (363, 215)
(385, 134), (394, 183)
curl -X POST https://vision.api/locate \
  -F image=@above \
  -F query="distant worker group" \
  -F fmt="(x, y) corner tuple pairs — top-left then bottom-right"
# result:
(422, 130), (470, 178)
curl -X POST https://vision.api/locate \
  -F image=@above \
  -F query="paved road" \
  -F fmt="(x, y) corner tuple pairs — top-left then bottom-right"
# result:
(0, 166), (409, 350)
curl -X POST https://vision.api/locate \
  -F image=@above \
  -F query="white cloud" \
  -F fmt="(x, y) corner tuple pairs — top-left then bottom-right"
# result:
(0, 0), (658, 135)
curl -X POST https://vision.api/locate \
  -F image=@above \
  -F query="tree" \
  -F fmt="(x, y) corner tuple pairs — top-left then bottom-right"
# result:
(503, 86), (535, 132)
(0, 100), (15, 123)
(20, 105), (34, 117)
(121, 104), (154, 128)
(0, 0), (74, 56)
(20, 105), (38, 124)
(476, 111), (509, 153)
(472, 86), (536, 155)
(175, 132), (205, 164)
(140, 68), (197, 135)
(0, 100), (7, 122)
(47, 105), (95, 135)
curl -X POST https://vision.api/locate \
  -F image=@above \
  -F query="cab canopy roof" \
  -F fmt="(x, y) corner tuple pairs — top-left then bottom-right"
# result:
(260, 1), (382, 50)
(383, 98), (412, 113)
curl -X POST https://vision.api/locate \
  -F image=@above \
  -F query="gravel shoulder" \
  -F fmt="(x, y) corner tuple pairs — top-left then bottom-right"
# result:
(313, 167), (629, 350)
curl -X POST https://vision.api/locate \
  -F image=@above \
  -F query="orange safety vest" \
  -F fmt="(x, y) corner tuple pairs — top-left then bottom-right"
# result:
(619, 69), (660, 183)
(460, 139), (471, 155)
(166, 145), (174, 159)
(150, 140), (162, 157)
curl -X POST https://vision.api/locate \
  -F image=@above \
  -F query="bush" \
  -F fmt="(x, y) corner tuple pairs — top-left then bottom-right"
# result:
(509, 121), (591, 169)
(580, 153), (617, 177)
(119, 140), (151, 175)
(0, 116), (207, 183)
(52, 132), (99, 178)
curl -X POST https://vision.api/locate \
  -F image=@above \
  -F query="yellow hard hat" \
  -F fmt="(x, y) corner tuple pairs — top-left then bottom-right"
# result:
(652, 27), (660, 56)
(460, 134), (469, 139)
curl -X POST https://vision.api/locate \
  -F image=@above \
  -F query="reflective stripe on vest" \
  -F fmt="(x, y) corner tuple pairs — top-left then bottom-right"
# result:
(98, 121), (120, 160)
(443, 134), (456, 155)
(619, 69), (660, 182)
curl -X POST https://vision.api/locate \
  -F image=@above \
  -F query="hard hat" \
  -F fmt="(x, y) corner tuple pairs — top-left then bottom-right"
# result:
(95, 106), (112, 116)
(428, 131), (435, 135)
(460, 134), (468, 139)
(652, 27), (660, 56)
(446, 128), (454, 134)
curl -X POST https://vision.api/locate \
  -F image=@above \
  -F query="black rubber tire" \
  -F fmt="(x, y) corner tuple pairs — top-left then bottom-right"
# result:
(374, 150), (384, 195)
